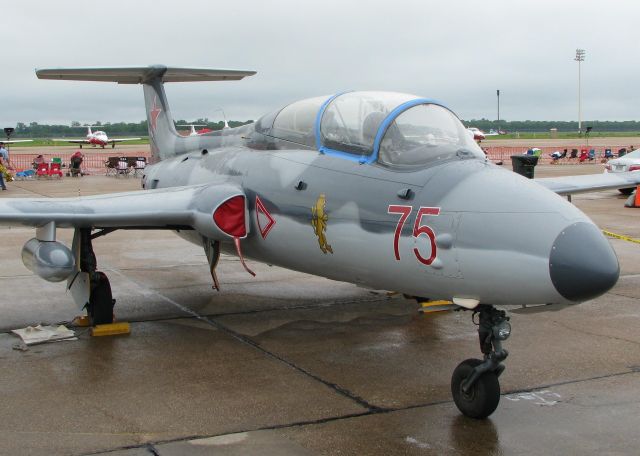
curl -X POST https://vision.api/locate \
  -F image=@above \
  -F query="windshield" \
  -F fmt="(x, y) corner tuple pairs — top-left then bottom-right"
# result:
(378, 104), (485, 167)
(271, 96), (327, 147)
(320, 92), (415, 156)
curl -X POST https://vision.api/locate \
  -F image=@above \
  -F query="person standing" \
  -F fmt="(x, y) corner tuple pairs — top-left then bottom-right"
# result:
(0, 143), (8, 163)
(0, 155), (7, 190)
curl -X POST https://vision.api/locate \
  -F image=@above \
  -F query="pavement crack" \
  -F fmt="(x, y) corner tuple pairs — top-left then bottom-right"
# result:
(79, 369), (640, 456)
(608, 291), (640, 301)
(551, 318), (640, 347)
(104, 266), (384, 412)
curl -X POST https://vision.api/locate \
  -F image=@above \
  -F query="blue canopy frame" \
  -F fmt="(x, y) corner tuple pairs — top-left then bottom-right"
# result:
(314, 93), (448, 164)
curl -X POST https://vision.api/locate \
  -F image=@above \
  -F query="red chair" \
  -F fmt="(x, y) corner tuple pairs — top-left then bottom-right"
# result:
(49, 162), (63, 178)
(36, 163), (50, 178)
(579, 149), (589, 163)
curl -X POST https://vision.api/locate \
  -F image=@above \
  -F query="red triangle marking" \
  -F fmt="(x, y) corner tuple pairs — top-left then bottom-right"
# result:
(255, 195), (276, 239)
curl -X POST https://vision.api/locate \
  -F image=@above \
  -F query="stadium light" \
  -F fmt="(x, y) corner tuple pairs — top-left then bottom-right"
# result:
(574, 49), (586, 134)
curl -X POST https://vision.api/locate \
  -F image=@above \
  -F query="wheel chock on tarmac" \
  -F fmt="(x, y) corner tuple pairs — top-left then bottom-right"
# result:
(71, 315), (91, 327)
(419, 300), (456, 313)
(90, 322), (130, 337)
(624, 186), (640, 208)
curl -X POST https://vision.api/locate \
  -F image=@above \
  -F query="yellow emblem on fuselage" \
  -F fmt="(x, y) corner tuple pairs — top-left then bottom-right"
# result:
(311, 193), (333, 254)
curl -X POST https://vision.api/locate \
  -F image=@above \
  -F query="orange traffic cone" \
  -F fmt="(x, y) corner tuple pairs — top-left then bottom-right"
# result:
(624, 186), (640, 208)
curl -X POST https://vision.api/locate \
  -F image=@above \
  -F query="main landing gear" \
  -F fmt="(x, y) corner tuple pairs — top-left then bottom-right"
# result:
(78, 228), (115, 325)
(451, 305), (511, 419)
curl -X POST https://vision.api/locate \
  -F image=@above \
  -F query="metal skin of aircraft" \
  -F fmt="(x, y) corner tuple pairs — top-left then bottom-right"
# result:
(1, 65), (638, 419)
(53, 125), (140, 148)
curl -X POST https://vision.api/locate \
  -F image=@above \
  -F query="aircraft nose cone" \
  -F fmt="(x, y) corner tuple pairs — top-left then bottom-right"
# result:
(549, 222), (619, 302)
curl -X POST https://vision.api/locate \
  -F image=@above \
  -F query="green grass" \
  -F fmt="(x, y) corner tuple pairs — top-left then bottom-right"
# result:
(5, 138), (150, 147)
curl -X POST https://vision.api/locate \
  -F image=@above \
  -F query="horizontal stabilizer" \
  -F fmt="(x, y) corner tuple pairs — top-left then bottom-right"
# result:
(36, 65), (257, 84)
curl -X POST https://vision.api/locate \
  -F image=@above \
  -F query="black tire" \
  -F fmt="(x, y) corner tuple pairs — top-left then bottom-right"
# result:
(451, 358), (500, 419)
(618, 188), (634, 195)
(87, 272), (115, 325)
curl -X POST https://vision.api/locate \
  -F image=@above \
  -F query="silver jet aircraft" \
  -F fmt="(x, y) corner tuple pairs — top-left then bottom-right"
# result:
(2, 65), (639, 419)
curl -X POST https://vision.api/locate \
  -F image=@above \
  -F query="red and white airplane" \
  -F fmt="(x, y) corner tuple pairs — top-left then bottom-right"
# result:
(176, 124), (212, 136)
(177, 120), (230, 136)
(54, 126), (140, 148)
(466, 127), (501, 141)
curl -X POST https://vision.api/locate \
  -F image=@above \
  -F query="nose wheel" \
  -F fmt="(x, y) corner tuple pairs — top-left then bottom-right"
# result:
(78, 229), (115, 326)
(86, 271), (115, 325)
(451, 305), (510, 419)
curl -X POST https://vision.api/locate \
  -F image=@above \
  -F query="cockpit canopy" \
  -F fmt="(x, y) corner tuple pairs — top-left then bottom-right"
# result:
(259, 91), (484, 167)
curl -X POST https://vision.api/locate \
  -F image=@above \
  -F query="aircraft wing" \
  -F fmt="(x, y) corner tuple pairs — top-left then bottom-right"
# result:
(53, 138), (90, 144)
(0, 183), (248, 240)
(536, 171), (640, 195)
(109, 137), (141, 143)
(1, 139), (33, 144)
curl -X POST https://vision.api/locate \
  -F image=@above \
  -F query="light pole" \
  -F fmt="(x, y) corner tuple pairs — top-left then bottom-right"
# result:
(496, 89), (500, 133)
(574, 49), (585, 135)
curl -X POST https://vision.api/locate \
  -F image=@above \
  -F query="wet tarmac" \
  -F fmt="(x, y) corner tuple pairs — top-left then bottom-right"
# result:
(0, 165), (639, 455)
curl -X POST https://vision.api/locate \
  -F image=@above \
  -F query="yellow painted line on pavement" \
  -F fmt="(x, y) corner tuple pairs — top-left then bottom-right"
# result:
(603, 230), (640, 245)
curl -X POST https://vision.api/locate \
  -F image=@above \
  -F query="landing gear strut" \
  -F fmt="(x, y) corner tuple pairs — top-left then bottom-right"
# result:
(451, 305), (510, 419)
(78, 228), (115, 325)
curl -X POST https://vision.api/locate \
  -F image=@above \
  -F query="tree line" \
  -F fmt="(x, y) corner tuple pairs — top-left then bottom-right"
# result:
(461, 119), (640, 133)
(10, 119), (254, 138)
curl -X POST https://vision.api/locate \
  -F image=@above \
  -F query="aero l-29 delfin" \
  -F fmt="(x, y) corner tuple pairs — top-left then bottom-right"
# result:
(53, 125), (140, 148)
(1, 65), (638, 419)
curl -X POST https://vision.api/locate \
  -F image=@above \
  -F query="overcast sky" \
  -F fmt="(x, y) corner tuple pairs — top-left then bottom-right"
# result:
(2, 0), (638, 126)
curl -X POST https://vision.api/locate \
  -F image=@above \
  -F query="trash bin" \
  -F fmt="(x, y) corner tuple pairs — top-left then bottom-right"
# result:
(511, 155), (539, 179)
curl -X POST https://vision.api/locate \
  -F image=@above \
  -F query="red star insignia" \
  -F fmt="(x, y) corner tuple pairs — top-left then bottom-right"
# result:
(150, 96), (162, 133)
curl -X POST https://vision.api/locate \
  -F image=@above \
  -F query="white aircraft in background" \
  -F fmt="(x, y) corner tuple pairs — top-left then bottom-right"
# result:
(467, 127), (501, 141)
(176, 124), (211, 136)
(53, 126), (140, 148)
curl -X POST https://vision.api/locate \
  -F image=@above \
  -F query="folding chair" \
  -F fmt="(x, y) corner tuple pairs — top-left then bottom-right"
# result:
(36, 163), (50, 178)
(133, 157), (146, 177)
(602, 149), (614, 163)
(105, 157), (119, 176)
(49, 162), (63, 178)
(116, 157), (130, 177)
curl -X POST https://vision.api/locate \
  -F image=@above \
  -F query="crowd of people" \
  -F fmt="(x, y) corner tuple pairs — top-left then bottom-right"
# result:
(0, 146), (85, 191)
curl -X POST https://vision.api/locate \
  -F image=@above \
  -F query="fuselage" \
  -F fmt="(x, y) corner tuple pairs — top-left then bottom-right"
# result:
(142, 118), (617, 307)
(88, 131), (108, 146)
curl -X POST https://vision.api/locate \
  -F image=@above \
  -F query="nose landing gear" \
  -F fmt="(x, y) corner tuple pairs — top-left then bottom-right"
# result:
(78, 228), (115, 325)
(451, 305), (510, 419)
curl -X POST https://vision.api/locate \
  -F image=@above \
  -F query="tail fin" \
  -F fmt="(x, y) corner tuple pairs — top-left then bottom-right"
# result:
(36, 65), (256, 162)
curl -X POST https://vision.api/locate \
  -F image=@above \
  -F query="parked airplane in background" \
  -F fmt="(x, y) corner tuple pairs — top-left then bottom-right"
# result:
(176, 124), (212, 136)
(467, 127), (500, 141)
(2, 65), (639, 420)
(53, 126), (140, 148)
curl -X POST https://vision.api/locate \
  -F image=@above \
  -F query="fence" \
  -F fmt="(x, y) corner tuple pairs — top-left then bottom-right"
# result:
(483, 146), (622, 164)
(8, 152), (152, 174)
(5, 147), (623, 171)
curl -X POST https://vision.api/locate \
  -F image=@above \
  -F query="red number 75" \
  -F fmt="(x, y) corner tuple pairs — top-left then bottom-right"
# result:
(388, 205), (440, 266)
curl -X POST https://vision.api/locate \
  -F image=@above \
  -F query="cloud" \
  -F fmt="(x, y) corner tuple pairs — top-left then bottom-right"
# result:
(1, 0), (638, 126)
